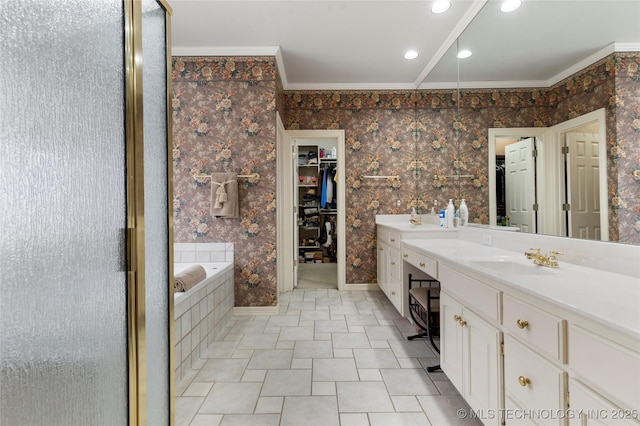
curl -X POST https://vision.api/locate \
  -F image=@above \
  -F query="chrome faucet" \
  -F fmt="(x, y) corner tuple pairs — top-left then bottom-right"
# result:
(524, 248), (562, 268)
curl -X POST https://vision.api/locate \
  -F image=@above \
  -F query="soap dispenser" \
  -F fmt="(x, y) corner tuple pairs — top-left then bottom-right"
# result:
(459, 199), (468, 226)
(446, 199), (455, 228)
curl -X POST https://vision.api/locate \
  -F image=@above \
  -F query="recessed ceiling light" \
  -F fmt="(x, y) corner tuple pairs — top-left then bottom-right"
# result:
(501, 0), (522, 13)
(431, 1), (451, 14)
(404, 50), (419, 60)
(456, 49), (472, 59)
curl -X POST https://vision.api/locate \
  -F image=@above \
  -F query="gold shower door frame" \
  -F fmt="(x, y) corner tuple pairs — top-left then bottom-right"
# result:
(124, 1), (174, 425)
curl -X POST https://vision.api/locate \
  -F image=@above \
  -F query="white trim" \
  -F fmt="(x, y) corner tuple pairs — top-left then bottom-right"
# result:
(414, 0), (488, 89)
(284, 82), (417, 91)
(275, 48), (287, 88)
(172, 46), (280, 57)
(488, 127), (549, 230)
(276, 113), (292, 296)
(419, 80), (550, 90)
(419, 42), (640, 91)
(233, 306), (279, 316)
(547, 42), (640, 88)
(280, 129), (347, 291)
(488, 109), (607, 240)
(548, 108), (608, 241)
(340, 283), (380, 292)
(172, 42), (639, 92)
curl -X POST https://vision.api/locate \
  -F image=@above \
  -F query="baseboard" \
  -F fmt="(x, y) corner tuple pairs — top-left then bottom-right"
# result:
(339, 283), (380, 291)
(233, 305), (279, 316)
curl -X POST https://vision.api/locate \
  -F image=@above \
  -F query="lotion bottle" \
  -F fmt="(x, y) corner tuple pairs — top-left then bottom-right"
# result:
(459, 198), (468, 226)
(446, 199), (455, 228)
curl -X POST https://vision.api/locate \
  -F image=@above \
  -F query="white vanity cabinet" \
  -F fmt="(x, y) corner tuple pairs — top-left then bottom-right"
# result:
(375, 220), (455, 316)
(502, 293), (568, 425)
(567, 324), (640, 425)
(399, 236), (640, 426)
(439, 265), (503, 426)
(568, 378), (638, 425)
(376, 227), (402, 312)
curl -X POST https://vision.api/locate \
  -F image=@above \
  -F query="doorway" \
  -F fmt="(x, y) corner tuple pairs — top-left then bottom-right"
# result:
(277, 128), (346, 293)
(488, 108), (607, 240)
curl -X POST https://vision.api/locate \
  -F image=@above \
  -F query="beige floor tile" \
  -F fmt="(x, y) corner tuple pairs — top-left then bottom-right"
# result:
(175, 288), (468, 425)
(281, 396), (339, 426)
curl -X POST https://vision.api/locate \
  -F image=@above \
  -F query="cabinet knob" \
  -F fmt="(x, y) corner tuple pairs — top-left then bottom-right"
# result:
(518, 376), (531, 387)
(390, 238), (395, 242)
(419, 262), (426, 267)
(459, 320), (467, 327)
(454, 315), (461, 322)
(403, 253), (408, 258)
(391, 291), (396, 295)
(390, 261), (396, 266)
(516, 319), (529, 329)
(379, 247), (384, 251)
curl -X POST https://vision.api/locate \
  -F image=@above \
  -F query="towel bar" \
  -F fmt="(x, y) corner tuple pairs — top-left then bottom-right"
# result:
(195, 173), (260, 180)
(362, 175), (399, 180)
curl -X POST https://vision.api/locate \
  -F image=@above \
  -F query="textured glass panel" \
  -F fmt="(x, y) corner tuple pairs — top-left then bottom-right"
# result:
(142, 0), (170, 423)
(0, 1), (128, 425)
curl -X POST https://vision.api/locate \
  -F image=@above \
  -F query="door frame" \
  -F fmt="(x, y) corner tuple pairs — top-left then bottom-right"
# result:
(549, 108), (608, 241)
(277, 127), (346, 293)
(488, 108), (607, 239)
(489, 128), (548, 230)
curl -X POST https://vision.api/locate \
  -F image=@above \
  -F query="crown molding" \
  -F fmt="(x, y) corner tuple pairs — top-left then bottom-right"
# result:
(172, 46), (280, 57)
(284, 82), (418, 91)
(418, 80), (550, 90)
(172, 42), (640, 91)
(547, 42), (640, 87)
(414, 0), (488, 89)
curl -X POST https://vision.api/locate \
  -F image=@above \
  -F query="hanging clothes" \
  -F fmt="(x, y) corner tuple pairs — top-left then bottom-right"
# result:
(324, 165), (333, 208)
(320, 165), (328, 208)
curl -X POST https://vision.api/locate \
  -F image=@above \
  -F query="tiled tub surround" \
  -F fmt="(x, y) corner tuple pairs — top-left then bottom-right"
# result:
(175, 262), (235, 381)
(174, 243), (234, 263)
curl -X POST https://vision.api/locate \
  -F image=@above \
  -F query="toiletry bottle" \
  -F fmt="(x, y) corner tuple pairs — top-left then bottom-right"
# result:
(446, 199), (455, 229)
(459, 198), (468, 226)
(411, 207), (416, 219)
(439, 209), (445, 227)
(331, 146), (337, 158)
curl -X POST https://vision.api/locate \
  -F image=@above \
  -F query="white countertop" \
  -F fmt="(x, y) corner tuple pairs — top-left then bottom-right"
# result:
(402, 238), (640, 339)
(375, 214), (457, 233)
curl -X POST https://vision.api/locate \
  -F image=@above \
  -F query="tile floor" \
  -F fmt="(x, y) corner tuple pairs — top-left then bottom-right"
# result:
(176, 288), (481, 426)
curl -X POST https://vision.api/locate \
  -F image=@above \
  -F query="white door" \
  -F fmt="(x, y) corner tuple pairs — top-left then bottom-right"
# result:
(566, 132), (600, 240)
(505, 138), (536, 233)
(293, 143), (299, 287)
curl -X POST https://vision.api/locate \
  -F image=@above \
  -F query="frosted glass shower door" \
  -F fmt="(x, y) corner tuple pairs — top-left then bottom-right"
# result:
(1, 1), (129, 424)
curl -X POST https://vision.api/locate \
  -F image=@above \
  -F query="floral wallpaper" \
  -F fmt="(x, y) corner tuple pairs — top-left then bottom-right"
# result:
(283, 53), (639, 284)
(172, 57), (279, 307)
(283, 90), (550, 284)
(173, 53), (639, 306)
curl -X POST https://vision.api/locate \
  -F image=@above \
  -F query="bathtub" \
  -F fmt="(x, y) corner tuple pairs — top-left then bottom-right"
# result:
(173, 262), (234, 381)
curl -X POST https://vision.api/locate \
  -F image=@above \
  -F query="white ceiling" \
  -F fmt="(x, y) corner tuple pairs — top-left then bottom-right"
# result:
(170, 0), (640, 90)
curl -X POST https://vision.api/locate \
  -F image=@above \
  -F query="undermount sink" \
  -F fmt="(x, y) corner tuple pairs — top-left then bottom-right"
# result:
(469, 260), (554, 275)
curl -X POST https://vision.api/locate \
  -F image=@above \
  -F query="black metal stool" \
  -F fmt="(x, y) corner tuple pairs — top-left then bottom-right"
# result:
(407, 273), (441, 372)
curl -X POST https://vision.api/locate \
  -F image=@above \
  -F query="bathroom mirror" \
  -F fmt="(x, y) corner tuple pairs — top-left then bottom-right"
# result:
(425, 0), (638, 244)
(488, 109), (608, 241)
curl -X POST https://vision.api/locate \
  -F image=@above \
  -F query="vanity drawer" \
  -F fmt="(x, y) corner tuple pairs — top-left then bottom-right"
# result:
(439, 264), (500, 323)
(415, 252), (438, 279)
(504, 335), (567, 426)
(387, 230), (401, 249)
(569, 325), (640, 411)
(377, 227), (389, 244)
(376, 227), (401, 249)
(400, 247), (415, 266)
(503, 294), (566, 362)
